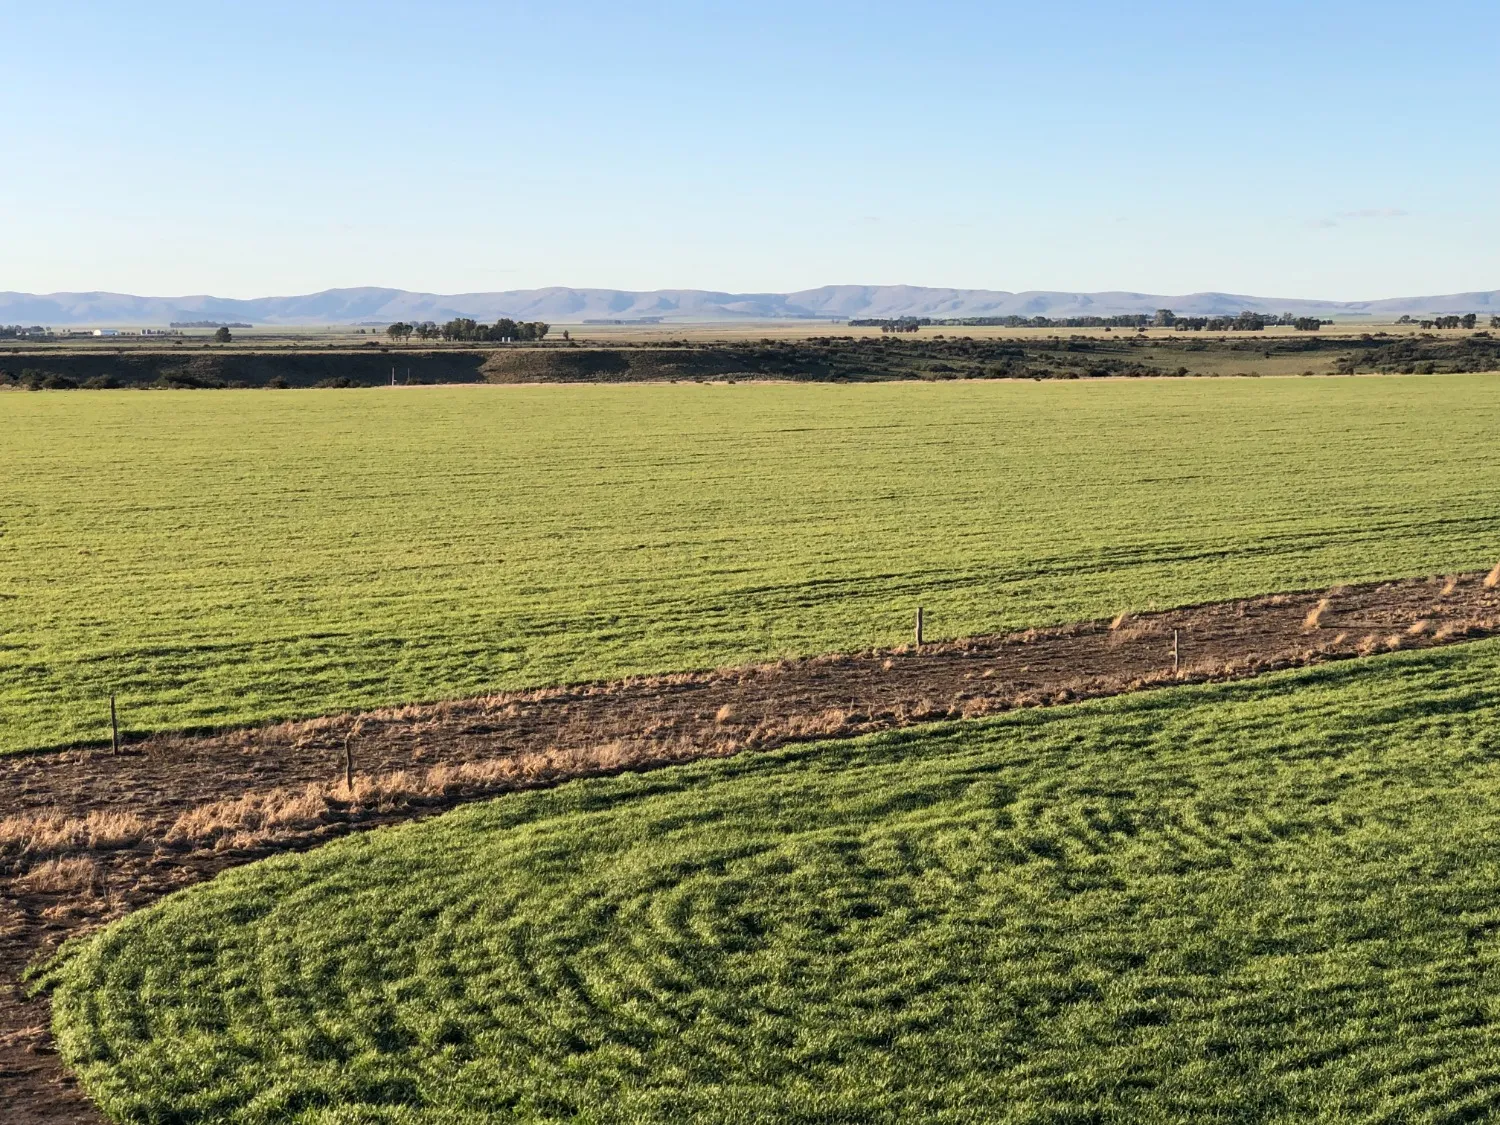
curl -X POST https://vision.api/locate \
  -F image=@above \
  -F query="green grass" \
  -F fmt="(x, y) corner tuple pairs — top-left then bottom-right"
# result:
(40, 640), (1500, 1123)
(4, 377), (1500, 754)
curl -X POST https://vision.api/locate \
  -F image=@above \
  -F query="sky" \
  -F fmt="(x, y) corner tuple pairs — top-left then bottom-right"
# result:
(3, 0), (1497, 300)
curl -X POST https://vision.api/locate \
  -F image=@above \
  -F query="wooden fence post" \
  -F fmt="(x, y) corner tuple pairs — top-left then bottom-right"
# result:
(916, 607), (924, 647)
(1172, 629), (1180, 674)
(110, 694), (120, 756)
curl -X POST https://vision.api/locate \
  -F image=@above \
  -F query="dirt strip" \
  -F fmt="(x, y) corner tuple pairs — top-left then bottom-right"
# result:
(4, 571), (1500, 1122)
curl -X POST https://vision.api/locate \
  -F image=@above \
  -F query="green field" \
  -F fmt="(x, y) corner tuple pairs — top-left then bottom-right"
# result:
(4, 377), (1500, 754)
(40, 640), (1500, 1122)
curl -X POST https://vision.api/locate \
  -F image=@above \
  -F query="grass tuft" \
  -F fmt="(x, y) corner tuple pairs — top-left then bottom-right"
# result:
(0, 810), (149, 858)
(17, 856), (99, 894)
(1304, 597), (1332, 630)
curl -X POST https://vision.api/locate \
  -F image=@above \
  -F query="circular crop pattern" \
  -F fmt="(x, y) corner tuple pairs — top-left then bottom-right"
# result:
(42, 644), (1500, 1123)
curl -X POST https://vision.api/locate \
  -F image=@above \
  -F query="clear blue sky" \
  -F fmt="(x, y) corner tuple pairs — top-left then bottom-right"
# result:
(4, 0), (1497, 299)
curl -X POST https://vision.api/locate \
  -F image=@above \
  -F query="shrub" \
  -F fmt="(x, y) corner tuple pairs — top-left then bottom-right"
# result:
(150, 372), (223, 390)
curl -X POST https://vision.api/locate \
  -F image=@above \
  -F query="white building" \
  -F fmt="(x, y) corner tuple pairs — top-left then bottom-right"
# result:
(93, 328), (120, 337)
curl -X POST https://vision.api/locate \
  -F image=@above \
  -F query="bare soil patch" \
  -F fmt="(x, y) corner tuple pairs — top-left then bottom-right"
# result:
(4, 571), (1500, 1122)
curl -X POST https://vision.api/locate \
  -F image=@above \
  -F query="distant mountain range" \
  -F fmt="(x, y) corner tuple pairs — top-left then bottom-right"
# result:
(3, 285), (1498, 326)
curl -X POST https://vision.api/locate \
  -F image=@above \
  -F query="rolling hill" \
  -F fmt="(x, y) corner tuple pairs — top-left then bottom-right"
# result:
(2, 284), (1498, 326)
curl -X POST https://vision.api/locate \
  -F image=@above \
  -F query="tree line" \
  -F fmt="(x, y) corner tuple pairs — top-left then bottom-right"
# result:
(1395, 314), (1496, 329)
(386, 319), (550, 343)
(1168, 314), (1328, 332)
(852, 311), (1332, 331)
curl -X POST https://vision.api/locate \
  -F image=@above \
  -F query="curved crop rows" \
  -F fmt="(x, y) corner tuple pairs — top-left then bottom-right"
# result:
(39, 640), (1500, 1123)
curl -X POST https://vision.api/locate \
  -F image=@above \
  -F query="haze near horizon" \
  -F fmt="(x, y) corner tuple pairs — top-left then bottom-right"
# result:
(3, 0), (1497, 299)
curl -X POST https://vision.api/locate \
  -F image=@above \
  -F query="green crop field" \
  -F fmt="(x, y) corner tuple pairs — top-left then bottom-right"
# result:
(4, 376), (1500, 754)
(39, 640), (1500, 1122)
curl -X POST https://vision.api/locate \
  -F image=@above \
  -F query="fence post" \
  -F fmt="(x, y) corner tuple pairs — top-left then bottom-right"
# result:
(1172, 629), (1180, 673)
(110, 694), (120, 756)
(916, 607), (924, 647)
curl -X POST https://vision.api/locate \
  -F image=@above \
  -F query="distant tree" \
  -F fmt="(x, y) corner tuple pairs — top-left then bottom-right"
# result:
(214, 326), (232, 343)
(386, 322), (414, 343)
(1491, 316), (1500, 329)
(1461, 313), (1478, 330)
(562, 329), (570, 341)
(1152, 309), (1176, 327)
(1292, 317), (1321, 332)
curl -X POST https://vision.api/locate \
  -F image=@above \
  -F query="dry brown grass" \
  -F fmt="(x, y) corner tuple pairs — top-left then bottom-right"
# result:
(0, 810), (148, 857)
(1107, 617), (1166, 647)
(1441, 575), (1460, 597)
(1485, 562), (1500, 589)
(1407, 619), (1432, 636)
(1304, 598), (1332, 631)
(167, 785), (327, 847)
(160, 741), (680, 852)
(715, 704), (737, 724)
(0, 1025), (48, 1052)
(1109, 612), (1130, 631)
(958, 697), (996, 719)
(761, 708), (854, 741)
(15, 856), (99, 894)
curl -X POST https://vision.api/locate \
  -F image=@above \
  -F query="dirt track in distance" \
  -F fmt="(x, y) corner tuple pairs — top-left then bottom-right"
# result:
(4, 570), (1500, 1123)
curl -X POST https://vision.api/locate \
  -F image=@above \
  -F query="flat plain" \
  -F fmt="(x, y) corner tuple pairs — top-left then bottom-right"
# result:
(4, 376), (1500, 755)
